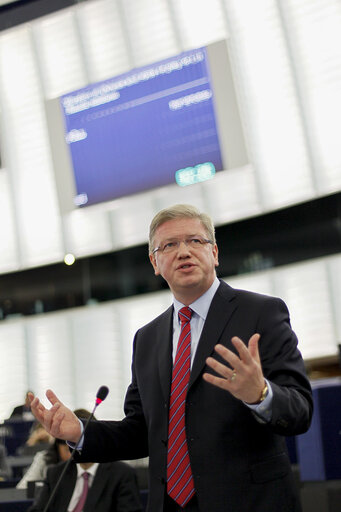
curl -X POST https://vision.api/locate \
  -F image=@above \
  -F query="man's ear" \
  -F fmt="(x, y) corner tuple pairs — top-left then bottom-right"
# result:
(213, 244), (219, 267)
(149, 253), (160, 275)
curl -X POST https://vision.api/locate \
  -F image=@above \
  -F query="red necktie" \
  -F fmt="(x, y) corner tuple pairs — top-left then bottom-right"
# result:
(72, 472), (89, 512)
(167, 306), (195, 507)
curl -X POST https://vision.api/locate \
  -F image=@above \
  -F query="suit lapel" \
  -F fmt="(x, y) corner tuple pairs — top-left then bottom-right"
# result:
(189, 281), (237, 388)
(57, 463), (77, 511)
(84, 464), (107, 511)
(157, 305), (174, 403)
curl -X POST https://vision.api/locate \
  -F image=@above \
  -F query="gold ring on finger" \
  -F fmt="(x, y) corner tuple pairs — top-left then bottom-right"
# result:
(230, 372), (237, 382)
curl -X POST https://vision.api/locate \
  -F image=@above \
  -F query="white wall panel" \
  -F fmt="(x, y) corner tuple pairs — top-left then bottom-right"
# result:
(33, 9), (87, 98)
(281, 0), (341, 194)
(223, 0), (315, 210)
(25, 313), (75, 410)
(121, 0), (179, 66)
(172, 0), (227, 49)
(77, 0), (131, 82)
(109, 194), (157, 250)
(71, 304), (124, 419)
(116, 291), (171, 389)
(203, 165), (261, 226)
(64, 208), (113, 257)
(226, 271), (274, 297)
(153, 182), (206, 216)
(273, 259), (337, 360)
(0, 27), (64, 268)
(0, 170), (19, 272)
(72, 303), (125, 419)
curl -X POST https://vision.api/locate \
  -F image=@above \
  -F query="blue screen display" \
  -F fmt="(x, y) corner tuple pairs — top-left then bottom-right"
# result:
(60, 46), (223, 207)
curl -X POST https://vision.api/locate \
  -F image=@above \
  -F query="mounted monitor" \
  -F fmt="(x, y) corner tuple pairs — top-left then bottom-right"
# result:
(46, 39), (248, 212)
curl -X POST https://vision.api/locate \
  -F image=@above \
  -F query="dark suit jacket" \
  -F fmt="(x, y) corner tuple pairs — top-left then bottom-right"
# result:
(10, 404), (30, 418)
(0, 444), (12, 480)
(76, 280), (313, 512)
(28, 460), (142, 512)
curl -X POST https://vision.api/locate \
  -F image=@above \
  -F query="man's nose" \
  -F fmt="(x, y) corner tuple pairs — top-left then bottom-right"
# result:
(177, 240), (191, 255)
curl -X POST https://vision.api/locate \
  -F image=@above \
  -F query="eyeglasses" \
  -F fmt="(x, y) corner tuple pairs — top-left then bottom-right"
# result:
(152, 236), (213, 255)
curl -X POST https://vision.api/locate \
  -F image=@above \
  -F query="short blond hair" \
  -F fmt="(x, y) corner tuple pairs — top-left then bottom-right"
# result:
(149, 204), (215, 253)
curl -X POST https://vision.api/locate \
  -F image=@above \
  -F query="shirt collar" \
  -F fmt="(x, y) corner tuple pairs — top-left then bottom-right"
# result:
(173, 277), (220, 321)
(76, 462), (99, 479)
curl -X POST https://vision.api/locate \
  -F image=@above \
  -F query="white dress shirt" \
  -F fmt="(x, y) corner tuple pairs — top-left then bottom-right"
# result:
(67, 463), (99, 511)
(172, 277), (220, 366)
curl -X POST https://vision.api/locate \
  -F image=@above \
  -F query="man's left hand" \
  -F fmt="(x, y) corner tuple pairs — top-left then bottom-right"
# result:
(203, 333), (265, 404)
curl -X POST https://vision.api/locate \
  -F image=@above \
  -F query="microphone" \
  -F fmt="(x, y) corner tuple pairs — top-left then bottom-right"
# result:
(42, 386), (109, 512)
(96, 385), (109, 405)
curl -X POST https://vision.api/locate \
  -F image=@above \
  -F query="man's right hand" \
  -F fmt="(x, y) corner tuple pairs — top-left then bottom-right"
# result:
(28, 390), (81, 443)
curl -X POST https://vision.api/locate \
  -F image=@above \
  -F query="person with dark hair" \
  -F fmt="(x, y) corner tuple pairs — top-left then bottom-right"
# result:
(16, 422), (53, 457)
(29, 204), (313, 512)
(16, 437), (70, 489)
(27, 409), (142, 512)
(10, 391), (34, 420)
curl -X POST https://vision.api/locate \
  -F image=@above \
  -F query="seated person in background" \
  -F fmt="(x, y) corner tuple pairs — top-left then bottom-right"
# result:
(16, 422), (53, 456)
(16, 436), (70, 489)
(28, 408), (142, 512)
(0, 443), (12, 481)
(10, 391), (34, 420)
(26, 423), (53, 448)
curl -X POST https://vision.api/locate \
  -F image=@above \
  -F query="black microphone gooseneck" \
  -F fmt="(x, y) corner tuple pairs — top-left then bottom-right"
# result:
(42, 385), (109, 512)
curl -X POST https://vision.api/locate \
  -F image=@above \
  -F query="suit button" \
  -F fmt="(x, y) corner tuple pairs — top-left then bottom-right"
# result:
(161, 439), (167, 446)
(276, 418), (289, 428)
(160, 477), (166, 484)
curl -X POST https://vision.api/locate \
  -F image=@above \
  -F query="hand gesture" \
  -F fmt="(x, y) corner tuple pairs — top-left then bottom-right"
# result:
(28, 390), (81, 443)
(203, 333), (266, 404)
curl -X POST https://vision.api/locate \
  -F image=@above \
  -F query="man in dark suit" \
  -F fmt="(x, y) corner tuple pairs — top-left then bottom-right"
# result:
(29, 204), (313, 512)
(10, 390), (34, 419)
(28, 460), (142, 512)
(28, 409), (142, 512)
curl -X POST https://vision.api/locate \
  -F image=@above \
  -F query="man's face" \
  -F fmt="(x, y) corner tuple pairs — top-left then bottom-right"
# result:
(149, 218), (219, 304)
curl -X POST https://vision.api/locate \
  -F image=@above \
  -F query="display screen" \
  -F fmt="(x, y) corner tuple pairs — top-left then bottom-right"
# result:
(60, 46), (223, 207)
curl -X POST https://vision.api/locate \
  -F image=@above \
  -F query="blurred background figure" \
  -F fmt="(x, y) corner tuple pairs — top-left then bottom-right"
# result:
(25, 423), (53, 449)
(9, 391), (34, 421)
(27, 408), (142, 512)
(16, 422), (53, 457)
(0, 442), (12, 481)
(16, 437), (70, 489)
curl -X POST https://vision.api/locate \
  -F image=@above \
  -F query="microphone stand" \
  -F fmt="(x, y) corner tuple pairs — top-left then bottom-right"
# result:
(42, 386), (108, 512)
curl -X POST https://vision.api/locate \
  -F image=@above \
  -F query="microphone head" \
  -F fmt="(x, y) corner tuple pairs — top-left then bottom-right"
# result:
(96, 385), (109, 405)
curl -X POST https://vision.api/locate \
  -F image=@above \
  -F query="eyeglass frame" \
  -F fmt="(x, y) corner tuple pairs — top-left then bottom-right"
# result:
(152, 235), (214, 255)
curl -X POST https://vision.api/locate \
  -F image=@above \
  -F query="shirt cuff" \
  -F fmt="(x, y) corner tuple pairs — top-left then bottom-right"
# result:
(66, 418), (84, 450)
(244, 379), (273, 422)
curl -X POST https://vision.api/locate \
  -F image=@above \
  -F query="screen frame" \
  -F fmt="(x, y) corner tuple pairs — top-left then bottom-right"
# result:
(46, 39), (248, 213)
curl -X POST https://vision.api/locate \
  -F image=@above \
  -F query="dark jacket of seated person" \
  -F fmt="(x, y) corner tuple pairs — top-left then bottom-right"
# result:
(28, 459), (142, 512)
(0, 443), (12, 480)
